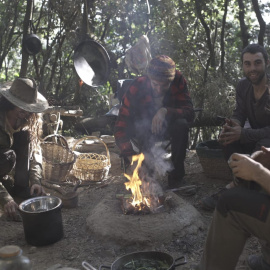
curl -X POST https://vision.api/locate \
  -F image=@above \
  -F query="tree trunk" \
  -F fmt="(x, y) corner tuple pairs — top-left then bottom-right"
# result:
(220, 0), (230, 73)
(20, 0), (32, 77)
(237, 0), (250, 48)
(251, 0), (266, 45)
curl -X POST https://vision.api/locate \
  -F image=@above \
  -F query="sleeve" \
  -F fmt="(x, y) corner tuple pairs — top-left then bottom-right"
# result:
(231, 80), (249, 126)
(240, 126), (270, 144)
(0, 128), (11, 149)
(114, 82), (138, 157)
(29, 146), (43, 186)
(0, 182), (14, 206)
(165, 72), (195, 123)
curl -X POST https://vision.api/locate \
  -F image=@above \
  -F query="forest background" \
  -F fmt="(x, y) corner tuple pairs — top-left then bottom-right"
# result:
(0, 0), (270, 148)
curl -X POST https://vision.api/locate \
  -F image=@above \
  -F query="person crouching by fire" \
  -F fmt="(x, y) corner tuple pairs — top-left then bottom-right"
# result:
(0, 77), (49, 221)
(114, 55), (194, 189)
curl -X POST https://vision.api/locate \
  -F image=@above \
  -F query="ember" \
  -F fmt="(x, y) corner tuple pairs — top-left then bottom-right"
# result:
(123, 153), (163, 214)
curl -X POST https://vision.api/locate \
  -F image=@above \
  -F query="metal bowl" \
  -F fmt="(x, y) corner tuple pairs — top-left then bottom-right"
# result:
(19, 196), (62, 213)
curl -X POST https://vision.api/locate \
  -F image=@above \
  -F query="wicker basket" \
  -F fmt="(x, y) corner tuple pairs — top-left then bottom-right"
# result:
(196, 140), (233, 181)
(71, 136), (111, 182)
(41, 134), (76, 182)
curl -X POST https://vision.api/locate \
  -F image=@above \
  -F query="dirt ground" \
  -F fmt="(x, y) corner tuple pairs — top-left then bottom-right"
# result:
(0, 144), (261, 270)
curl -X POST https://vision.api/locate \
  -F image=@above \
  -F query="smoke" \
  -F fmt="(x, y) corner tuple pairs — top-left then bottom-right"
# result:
(150, 143), (173, 177)
(139, 143), (173, 208)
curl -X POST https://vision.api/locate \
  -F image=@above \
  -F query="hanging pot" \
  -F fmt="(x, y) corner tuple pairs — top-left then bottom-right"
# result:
(23, 33), (42, 55)
(73, 39), (110, 87)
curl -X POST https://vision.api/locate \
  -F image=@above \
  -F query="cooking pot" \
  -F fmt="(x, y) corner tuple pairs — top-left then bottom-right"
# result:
(23, 33), (42, 55)
(96, 251), (186, 270)
(74, 39), (110, 87)
(19, 196), (63, 246)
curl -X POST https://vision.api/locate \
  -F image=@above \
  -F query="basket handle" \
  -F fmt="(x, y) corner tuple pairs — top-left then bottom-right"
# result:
(42, 134), (69, 148)
(72, 136), (110, 166)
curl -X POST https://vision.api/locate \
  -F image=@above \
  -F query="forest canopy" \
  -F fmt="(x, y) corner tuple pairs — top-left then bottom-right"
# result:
(0, 0), (269, 143)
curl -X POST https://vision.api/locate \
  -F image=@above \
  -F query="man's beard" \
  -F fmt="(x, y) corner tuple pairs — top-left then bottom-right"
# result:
(245, 71), (266, 85)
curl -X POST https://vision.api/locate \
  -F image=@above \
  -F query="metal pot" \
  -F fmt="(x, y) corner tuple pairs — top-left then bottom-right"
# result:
(73, 39), (110, 87)
(23, 33), (42, 55)
(19, 196), (63, 246)
(97, 251), (187, 270)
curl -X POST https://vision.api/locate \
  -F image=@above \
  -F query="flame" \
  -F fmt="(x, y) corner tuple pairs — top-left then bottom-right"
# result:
(124, 153), (150, 209)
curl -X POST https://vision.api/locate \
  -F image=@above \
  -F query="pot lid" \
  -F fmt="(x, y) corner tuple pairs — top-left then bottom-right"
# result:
(73, 40), (110, 87)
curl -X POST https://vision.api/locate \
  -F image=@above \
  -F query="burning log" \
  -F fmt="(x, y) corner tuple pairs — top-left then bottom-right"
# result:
(117, 193), (165, 215)
(120, 153), (166, 215)
(121, 197), (151, 215)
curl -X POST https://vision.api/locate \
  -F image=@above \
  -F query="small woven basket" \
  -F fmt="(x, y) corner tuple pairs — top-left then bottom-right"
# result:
(71, 136), (111, 182)
(196, 140), (233, 181)
(41, 134), (76, 182)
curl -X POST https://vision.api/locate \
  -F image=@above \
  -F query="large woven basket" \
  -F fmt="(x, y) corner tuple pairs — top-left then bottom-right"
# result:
(41, 134), (76, 182)
(71, 136), (111, 182)
(196, 140), (233, 181)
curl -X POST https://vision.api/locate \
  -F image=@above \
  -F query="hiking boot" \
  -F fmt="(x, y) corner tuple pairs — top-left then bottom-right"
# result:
(247, 255), (270, 270)
(200, 188), (227, 211)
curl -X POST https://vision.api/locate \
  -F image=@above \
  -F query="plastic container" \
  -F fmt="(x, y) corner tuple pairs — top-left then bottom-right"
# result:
(0, 245), (31, 269)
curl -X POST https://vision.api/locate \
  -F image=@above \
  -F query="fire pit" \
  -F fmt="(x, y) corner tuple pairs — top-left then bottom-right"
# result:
(85, 153), (205, 246)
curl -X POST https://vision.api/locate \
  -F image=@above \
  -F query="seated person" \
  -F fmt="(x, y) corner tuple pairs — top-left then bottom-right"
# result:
(0, 77), (49, 220)
(114, 55), (194, 188)
(196, 147), (270, 270)
(202, 43), (270, 210)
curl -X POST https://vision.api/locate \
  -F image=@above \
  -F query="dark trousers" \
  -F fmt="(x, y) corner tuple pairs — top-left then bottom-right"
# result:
(199, 187), (270, 269)
(0, 131), (31, 195)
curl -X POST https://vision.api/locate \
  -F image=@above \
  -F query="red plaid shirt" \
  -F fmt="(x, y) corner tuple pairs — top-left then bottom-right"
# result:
(114, 71), (194, 156)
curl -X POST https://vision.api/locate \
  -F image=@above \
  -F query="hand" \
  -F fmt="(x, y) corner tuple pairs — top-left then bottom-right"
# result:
(251, 146), (270, 170)
(228, 153), (261, 181)
(4, 200), (19, 220)
(151, 107), (167, 135)
(30, 184), (46, 196)
(218, 118), (241, 145)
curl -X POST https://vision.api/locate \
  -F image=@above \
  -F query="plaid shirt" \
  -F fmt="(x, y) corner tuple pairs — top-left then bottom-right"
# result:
(114, 71), (194, 156)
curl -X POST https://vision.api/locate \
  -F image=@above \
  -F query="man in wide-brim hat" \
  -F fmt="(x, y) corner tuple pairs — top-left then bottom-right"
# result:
(0, 77), (49, 221)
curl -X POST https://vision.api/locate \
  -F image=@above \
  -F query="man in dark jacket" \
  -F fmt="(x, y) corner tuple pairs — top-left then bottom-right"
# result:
(201, 44), (270, 211)
(114, 55), (194, 188)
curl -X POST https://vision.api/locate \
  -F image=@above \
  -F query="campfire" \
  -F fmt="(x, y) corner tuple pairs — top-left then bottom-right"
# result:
(121, 153), (163, 214)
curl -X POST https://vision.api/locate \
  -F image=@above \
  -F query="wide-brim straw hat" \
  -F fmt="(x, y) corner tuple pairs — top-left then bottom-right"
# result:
(0, 77), (49, 113)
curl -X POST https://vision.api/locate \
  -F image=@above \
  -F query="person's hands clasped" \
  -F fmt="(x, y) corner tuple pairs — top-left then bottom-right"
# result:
(228, 153), (261, 181)
(218, 118), (242, 146)
(152, 107), (167, 135)
(4, 200), (19, 220)
(30, 184), (46, 197)
(251, 146), (270, 170)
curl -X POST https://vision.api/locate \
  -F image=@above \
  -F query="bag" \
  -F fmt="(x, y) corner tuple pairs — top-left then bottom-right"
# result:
(125, 35), (152, 75)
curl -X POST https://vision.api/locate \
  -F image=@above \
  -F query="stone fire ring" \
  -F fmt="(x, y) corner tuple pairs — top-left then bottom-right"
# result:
(86, 191), (205, 246)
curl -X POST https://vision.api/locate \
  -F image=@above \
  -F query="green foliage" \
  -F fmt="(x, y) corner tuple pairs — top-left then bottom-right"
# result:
(0, 0), (268, 144)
